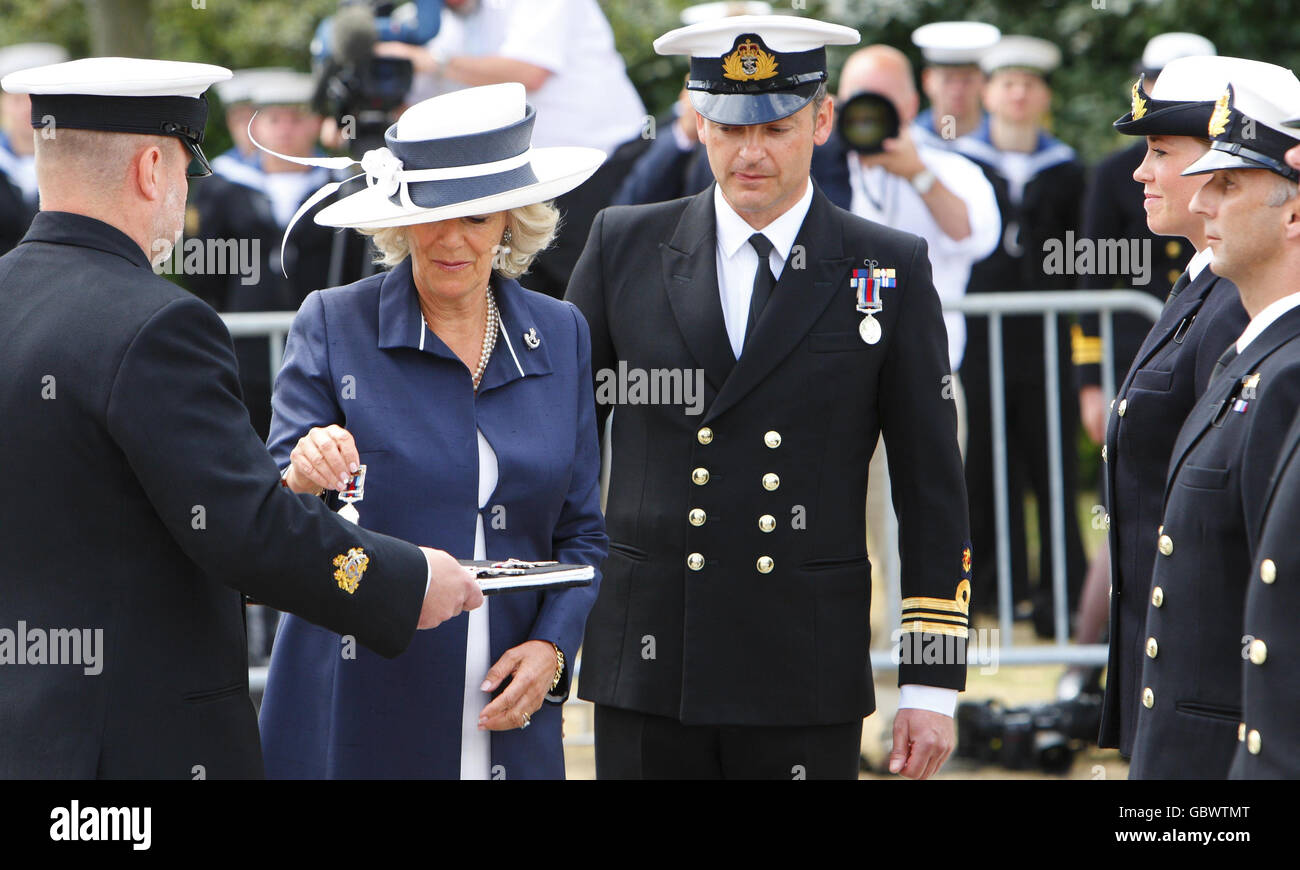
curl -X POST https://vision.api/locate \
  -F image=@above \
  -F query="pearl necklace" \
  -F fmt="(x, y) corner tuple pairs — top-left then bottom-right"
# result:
(473, 287), (499, 391)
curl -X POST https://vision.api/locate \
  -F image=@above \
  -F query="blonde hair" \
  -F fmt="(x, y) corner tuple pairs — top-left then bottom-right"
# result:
(359, 201), (560, 279)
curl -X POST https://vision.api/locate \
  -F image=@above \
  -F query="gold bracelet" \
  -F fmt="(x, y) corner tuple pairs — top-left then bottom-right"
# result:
(550, 646), (565, 693)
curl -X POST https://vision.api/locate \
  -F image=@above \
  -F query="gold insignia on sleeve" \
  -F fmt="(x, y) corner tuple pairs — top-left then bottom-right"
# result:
(901, 579), (971, 638)
(333, 547), (369, 594)
(722, 39), (779, 82)
(962, 548), (972, 574)
(1130, 80), (1147, 120)
(1208, 88), (1232, 138)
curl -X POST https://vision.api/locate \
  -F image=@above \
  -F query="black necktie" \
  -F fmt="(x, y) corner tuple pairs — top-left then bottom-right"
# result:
(1210, 344), (1238, 386)
(1166, 270), (1191, 303)
(744, 233), (776, 345)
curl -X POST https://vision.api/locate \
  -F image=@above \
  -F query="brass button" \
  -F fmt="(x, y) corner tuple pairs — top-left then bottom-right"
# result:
(1249, 638), (1267, 665)
(1146, 637), (1158, 659)
(1261, 558), (1277, 584)
(763, 430), (781, 449)
(688, 508), (706, 527)
(1142, 687), (1154, 709)
(1151, 586), (1164, 608)
(697, 427), (713, 445)
(761, 472), (780, 491)
(1238, 722), (1246, 742)
(1101, 444), (1107, 463)
(1247, 729), (1262, 755)
(1158, 534), (1173, 557)
(687, 552), (704, 571)
(758, 514), (776, 533)
(1118, 398), (1128, 417)
(1166, 240), (1181, 259)
(756, 556), (774, 574)
(1167, 268), (1181, 285)
(692, 467), (710, 486)
(1158, 524), (1164, 535)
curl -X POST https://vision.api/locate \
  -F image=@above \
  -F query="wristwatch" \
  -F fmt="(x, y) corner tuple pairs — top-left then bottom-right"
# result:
(910, 168), (937, 196)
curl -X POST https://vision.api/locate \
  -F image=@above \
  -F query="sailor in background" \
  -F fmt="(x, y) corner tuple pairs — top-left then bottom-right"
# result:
(910, 21), (1000, 152)
(0, 43), (67, 254)
(1131, 74), (1300, 778)
(958, 35), (1088, 632)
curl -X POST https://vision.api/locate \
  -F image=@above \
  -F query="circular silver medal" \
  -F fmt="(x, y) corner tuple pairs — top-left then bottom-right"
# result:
(859, 314), (882, 345)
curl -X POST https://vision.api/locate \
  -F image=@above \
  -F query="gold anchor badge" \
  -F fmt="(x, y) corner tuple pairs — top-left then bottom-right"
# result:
(1208, 87), (1232, 138)
(722, 38), (779, 82)
(333, 547), (369, 594)
(1130, 80), (1147, 120)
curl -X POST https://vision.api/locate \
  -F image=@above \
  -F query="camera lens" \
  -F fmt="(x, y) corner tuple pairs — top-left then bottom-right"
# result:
(837, 92), (900, 155)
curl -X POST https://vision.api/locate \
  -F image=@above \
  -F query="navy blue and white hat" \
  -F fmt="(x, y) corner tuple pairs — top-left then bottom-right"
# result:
(1, 57), (231, 176)
(654, 15), (860, 126)
(252, 82), (605, 230)
(1182, 78), (1300, 181)
(1115, 56), (1299, 139)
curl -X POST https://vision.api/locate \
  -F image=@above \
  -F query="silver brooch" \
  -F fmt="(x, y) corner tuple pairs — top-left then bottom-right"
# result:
(524, 327), (541, 349)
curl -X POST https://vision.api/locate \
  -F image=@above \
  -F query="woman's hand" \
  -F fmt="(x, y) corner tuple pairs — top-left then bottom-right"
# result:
(477, 640), (559, 731)
(285, 425), (361, 494)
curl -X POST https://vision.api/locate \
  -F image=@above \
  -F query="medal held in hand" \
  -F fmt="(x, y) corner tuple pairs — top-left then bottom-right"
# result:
(337, 464), (367, 525)
(852, 260), (892, 345)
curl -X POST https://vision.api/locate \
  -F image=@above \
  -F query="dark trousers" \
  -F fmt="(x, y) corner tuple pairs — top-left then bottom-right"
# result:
(961, 319), (1087, 623)
(594, 705), (862, 780)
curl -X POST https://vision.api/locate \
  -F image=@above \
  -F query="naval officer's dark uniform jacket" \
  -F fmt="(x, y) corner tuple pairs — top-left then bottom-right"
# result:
(1098, 263), (1247, 758)
(1129, 305), (1300, 779)
(1231, 405), (1300, 778)
(566, 184), (971, 727)
(0, 212), (428, 778)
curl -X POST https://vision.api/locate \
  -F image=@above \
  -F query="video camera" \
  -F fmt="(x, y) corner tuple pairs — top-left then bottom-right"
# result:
(311, 1), (442, 156)
(955, 695), (1103, 774)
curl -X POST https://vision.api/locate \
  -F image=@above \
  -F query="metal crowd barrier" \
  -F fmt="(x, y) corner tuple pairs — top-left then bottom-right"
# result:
(232, 289), (1165, 697)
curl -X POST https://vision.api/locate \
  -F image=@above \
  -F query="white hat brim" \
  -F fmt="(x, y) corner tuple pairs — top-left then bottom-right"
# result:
(315, 145), (607, 229)
(1182, 145), (1271, 177)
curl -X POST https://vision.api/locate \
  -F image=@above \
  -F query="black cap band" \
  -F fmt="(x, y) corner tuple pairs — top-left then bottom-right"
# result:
(29, 93), (209, 145)
(688, 33), (827, 95)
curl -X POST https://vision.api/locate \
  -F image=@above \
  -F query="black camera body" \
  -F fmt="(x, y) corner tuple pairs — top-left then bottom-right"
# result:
(956, 695), (1103, 774)
(836, 91), (900, 155)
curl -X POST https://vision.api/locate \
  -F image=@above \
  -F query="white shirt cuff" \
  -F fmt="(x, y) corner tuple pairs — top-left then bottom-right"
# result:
(424, 562), (431, 598)
(898, 684), (958, 717)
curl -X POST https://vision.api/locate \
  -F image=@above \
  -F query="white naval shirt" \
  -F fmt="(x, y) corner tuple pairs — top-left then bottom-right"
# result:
(712, 180), (958, 718)
(1237, 290), (1300, 353)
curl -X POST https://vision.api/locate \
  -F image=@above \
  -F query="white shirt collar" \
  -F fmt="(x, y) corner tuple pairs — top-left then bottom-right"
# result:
(1187, 245), (1213, 280)
(713, 179), (814, 265)
(1237, 291), (1300, 352)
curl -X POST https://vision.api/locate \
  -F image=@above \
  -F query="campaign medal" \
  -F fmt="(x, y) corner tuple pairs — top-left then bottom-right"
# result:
(337, 464), (367, 525)
(852, 261), (893, 345)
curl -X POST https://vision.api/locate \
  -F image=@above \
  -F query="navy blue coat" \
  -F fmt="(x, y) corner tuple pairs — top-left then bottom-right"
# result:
(257, 261), (607, 779)
(1129, 305), (1300, 779)
(1232, 405), (1300, 779)
(1099, 266), (1248, 757)
(1232, 403), (1300, 775)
